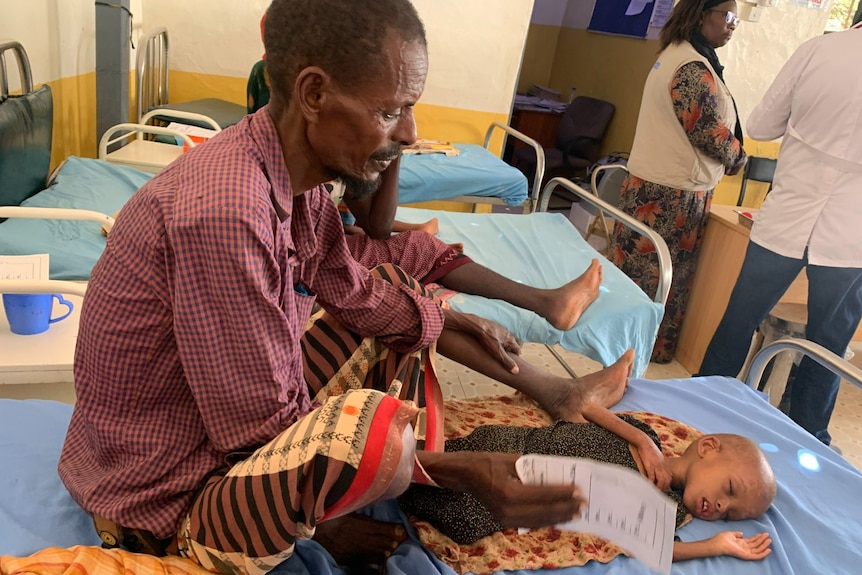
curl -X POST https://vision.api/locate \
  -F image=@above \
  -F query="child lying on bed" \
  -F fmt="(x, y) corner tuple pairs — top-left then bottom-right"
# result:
(400, 401), (777, 563)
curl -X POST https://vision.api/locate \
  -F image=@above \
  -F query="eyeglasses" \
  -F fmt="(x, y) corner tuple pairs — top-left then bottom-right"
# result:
(709, 9), (740, 26)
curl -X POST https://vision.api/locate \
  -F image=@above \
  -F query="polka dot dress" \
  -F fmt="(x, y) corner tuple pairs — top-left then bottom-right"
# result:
(400, 416), (686, 544)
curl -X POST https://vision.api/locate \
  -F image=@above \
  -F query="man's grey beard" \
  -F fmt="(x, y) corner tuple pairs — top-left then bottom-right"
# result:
(339, 173), (382, 200)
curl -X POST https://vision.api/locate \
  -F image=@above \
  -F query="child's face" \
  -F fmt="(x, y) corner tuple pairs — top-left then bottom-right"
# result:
(682, 450), (767, 521)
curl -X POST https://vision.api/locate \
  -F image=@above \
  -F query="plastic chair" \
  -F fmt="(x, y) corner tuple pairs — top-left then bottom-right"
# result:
(737, 156), (777, 206)
(511, 96), (615, 196)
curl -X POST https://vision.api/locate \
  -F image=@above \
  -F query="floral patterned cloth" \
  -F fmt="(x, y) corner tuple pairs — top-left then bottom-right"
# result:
(609, 61), (746, 363)
(407, 393), (700, 575)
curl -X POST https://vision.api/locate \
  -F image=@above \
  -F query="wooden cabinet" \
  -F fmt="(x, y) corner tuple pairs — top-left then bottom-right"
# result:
(503, 106), (564, 162)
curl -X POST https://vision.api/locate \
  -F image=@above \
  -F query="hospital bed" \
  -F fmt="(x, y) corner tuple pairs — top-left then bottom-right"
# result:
(1, 337), (860, 575)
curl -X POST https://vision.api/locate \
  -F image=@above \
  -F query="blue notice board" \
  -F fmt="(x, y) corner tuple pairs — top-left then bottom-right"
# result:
(588, 0), (654, 39)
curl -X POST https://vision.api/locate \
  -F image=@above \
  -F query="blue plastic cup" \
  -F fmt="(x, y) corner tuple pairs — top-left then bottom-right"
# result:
(2, 293), (75, 335)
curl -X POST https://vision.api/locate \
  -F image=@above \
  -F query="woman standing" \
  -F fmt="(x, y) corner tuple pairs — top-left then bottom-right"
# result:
(610, 0), (746, 363)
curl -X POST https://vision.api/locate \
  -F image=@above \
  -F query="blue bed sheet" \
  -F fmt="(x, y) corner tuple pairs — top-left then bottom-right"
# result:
(396, 206), (663, 378)
(2, 377), (859, 575)
(399, 144), (528, 206)
(0, 156), (150, 280)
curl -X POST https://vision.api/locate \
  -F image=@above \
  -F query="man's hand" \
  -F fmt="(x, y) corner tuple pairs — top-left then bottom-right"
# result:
(443, 310), (520, 373)
(708, 531), (772, 561)
(418, 450), (585, 529)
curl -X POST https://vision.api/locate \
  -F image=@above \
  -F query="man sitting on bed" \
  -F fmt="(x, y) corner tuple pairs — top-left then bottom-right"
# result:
(57, 1), (635, 573)
(332, 158), (604, 333)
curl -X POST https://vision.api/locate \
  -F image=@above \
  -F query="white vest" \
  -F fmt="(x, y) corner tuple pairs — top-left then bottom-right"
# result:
(628, 41), (737, 191)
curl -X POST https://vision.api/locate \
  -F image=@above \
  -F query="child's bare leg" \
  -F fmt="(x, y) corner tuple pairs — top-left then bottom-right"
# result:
(438, 259), (603, 331)
(437, 328), (634, 421)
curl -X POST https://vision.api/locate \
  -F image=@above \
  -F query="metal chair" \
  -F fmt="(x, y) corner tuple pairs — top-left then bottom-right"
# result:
(737, 156), (777, 206)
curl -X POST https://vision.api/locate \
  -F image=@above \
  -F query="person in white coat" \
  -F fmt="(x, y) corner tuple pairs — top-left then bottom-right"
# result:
(699, 26), (862, 446)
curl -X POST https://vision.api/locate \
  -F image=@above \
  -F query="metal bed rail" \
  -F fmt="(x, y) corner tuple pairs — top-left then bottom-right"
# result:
(135, 27), (170, 124)
(441, 121), (546, 214)
(484, 121), (545, 212)
(537, 177), (672, 306)
(0, 40), (33, 98)
(743, 338), (862, 396)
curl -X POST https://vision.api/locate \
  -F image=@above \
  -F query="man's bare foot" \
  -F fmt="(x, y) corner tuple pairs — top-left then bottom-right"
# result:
(314, 513), (407, 571)
(542, 259), (603, 331)
(545, 349), (635, 421)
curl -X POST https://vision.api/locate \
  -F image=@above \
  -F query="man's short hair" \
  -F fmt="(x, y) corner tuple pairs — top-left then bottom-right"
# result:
(264, 0), (426, 106)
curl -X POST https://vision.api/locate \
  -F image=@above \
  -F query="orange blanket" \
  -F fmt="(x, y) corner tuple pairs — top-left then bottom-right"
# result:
(408, 393), (700, 575)
(0, 546), (210, 575)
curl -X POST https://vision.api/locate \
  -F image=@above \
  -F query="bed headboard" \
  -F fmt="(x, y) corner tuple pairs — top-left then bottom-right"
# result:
(135, 28), (169, 124)
(0, 40), (53, 210)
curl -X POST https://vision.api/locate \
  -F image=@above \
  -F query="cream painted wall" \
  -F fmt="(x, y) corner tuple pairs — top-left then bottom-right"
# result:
(721, 2), (831, 124)
(141, 0), (533, 118)
(1, 0), (95, 90)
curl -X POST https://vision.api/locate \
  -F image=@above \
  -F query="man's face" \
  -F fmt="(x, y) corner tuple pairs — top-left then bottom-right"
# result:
(310, 32), (428, 198)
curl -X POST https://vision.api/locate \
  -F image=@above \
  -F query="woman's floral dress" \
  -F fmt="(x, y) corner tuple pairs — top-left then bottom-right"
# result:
(609, 61), (746, 363)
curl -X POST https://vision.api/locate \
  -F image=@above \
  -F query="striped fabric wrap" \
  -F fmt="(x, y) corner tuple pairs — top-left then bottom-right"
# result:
(178, 264), (445, 575)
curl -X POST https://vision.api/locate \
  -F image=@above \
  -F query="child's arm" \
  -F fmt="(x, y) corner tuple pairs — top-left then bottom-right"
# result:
(343, 155), (401, 240)
(580, 403), (670, 491)
(673, 531), (772, 562)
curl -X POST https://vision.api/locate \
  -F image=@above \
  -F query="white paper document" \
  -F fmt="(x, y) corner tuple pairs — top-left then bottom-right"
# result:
(0, 253), (50, 281)
(516, 454), (676, 575)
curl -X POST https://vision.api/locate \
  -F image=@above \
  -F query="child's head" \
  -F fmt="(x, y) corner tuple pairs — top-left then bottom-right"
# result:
(680, 433), (776, 521)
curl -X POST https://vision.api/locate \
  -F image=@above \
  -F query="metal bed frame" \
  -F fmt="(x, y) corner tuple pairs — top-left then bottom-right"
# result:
(744, 337), (862, 396)
(533, 176), (672, 378)
(0, 40), (32, 97)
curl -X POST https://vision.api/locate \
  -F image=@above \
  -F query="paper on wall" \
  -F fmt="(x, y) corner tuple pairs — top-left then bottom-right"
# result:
(516, 453), (676, 575)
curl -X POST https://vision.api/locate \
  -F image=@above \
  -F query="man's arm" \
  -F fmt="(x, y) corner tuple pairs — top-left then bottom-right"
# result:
(343, 155), (402, 239)
(171, 204), (314, 449)
(746, 42), (811, 141)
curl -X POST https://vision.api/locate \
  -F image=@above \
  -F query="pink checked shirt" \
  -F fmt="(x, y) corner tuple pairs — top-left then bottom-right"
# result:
(58, 110), (444, 538)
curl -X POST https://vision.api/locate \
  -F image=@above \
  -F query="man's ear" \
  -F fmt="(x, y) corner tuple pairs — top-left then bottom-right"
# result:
(294, 66), (331, 124)
(696, 435), (720, 457)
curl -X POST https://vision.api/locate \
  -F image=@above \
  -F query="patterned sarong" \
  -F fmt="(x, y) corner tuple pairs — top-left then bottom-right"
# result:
(178, 264), (444, 575)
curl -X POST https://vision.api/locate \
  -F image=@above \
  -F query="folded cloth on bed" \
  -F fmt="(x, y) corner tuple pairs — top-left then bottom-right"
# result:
(0, 157), (150, 280)
(407, 394), (699, 575)
(398, 144), (528, 206)
(395, 207), (663, 377)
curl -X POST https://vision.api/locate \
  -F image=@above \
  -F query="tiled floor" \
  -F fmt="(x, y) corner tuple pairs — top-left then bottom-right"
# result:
(436, 341), (862, 471)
